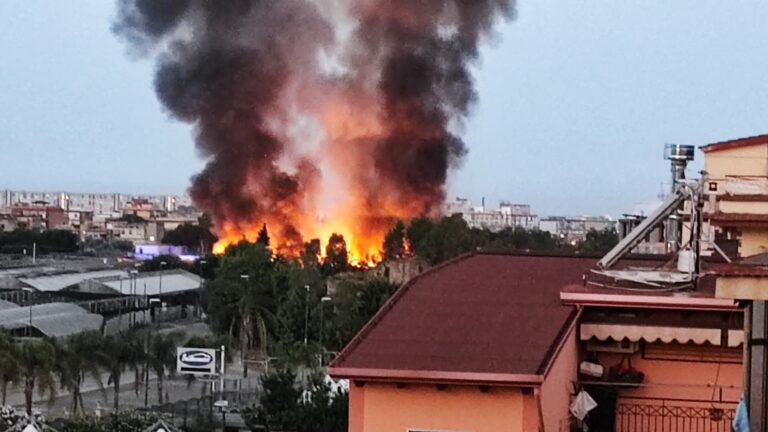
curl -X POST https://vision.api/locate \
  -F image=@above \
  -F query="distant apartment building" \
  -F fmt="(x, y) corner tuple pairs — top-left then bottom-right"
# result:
(0, 189), (198, 245)
(10, 204), (68, 230)
(0, 190), (192, 217)
(539, 215), (616, 243)
(445, 197), (539, 231)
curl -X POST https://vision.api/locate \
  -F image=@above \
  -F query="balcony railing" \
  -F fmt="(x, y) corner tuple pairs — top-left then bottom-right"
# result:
(616, 399), (736, 432)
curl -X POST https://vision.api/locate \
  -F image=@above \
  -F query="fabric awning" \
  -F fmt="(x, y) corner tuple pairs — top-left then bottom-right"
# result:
(728, 329), (744, 347)
(580, 323), (722, 345)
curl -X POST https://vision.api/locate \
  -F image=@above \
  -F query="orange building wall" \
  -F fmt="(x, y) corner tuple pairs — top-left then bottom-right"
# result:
(348, 382), (528, 432)
(598, 349), (742, 403)
(540, 328), (578, 432)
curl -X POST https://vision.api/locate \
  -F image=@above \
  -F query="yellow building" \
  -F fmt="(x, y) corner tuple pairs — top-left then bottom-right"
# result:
(702, 134), (768, 258)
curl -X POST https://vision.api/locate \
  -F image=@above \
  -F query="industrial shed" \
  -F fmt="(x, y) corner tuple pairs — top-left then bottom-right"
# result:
(99, 270), (202, 297)
(18, 269), (128, 292)
(0, 302), (103, 338)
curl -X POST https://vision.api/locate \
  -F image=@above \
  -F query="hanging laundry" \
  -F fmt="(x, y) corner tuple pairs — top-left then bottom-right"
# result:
(733, 395), (749, 432)
(570, 390), (598, 421)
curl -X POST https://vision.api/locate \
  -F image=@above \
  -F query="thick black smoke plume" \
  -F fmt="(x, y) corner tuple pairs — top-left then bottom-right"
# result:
(115, 0), (514, 253)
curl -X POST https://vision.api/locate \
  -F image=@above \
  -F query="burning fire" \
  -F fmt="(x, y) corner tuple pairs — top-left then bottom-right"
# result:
(212, 219), (384, 267)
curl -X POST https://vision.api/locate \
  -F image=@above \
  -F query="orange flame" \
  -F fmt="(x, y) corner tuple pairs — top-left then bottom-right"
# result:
(211, 97), (425, 267)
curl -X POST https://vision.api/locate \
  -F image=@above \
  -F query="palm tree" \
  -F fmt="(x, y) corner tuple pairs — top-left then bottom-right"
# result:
(54, 331), (105, 415)
(0, 331), (18, 405)
(16, 339), (56, 414)
(100, 332), (144, 411)
(148, 332), (181, 404)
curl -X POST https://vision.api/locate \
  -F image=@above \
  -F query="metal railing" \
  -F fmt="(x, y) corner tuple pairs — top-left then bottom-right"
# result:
(616, 399), (736, 432)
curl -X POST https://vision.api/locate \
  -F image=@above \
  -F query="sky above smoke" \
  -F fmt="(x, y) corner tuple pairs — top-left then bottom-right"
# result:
(1, 1), (768, 216)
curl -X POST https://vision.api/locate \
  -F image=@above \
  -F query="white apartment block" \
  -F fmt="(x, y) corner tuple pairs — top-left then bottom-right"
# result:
(0, 190), (192, 217)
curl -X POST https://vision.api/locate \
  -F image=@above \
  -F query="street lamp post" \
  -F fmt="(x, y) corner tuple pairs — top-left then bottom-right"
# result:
(197, 259), (207, 319)
(130, 269), (139, 329)
(303, 285), (310, 346)
(159, 261), (167, 296)
(319, 296), (331, 366)
(240, 274), (250, 378)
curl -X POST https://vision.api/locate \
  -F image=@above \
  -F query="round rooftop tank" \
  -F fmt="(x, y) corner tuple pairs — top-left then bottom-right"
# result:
(664, 143), (695, 161)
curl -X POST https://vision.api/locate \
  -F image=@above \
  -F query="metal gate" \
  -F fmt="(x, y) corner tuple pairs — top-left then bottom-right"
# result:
(616, 401), (736, 432)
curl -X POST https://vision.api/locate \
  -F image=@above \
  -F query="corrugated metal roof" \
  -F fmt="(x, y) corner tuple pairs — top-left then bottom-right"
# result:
(0, 300), (18, 310)
(19, 270), (128, 292)
(101, 270), (201, 296)
(0, 302), (103, 338)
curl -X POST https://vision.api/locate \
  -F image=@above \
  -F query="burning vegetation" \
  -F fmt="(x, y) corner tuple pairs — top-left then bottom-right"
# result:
(115, 0), (514, 265)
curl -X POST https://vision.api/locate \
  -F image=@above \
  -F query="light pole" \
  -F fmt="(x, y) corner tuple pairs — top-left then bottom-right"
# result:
(303, 285), (310, 346)
(159, 261), (167, 296)
(197, 259), (207, 318)
(129, 269), (139, 329)
(319, 296), (331, 366)
(240, 274), (250, 378)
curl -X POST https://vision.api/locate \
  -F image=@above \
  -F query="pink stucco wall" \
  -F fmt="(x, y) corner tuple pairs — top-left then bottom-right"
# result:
(541, 327), (578, 432)
(348, 383), (529, 432)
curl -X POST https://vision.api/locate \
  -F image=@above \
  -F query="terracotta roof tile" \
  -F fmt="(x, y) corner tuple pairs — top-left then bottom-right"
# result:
(700, 134), (768, 153)
(330, 253), (591, 382)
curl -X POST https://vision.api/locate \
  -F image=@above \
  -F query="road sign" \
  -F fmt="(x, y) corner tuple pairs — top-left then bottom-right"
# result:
(177, 347), (217, 375)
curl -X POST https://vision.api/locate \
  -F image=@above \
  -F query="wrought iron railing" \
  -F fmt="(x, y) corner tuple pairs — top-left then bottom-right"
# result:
(616, 400), (736, 432)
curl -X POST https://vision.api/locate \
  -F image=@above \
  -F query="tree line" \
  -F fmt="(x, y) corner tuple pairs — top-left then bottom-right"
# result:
(0, 328), (190, 417)
(384, 214), (619, 265)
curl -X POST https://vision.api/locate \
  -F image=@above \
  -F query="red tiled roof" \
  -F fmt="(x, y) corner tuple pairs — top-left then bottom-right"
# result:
(329, 253), (590, 385)
(708, 212), (768, 224)
(710, 263), (768, 277)
(700, 134), (768, 154)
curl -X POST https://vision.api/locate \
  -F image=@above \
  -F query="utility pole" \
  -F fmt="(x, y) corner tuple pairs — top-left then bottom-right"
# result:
(319, 296), (331, 366)
(304, 285), (310, 346)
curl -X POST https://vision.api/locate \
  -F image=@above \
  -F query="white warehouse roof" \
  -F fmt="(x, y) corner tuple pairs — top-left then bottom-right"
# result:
(19, 269), (129, 292)
(101, 270), (202, 296)
(0, 302), (103, 338)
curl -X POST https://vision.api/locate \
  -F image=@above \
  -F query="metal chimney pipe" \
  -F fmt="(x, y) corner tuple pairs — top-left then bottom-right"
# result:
(663, 144), (695, 253)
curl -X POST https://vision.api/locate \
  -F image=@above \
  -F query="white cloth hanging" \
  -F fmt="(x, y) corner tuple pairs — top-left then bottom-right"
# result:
(570, 390), (598, 421)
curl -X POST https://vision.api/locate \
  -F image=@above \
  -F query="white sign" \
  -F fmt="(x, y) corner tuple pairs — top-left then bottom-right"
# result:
(177, 347), (217, 375)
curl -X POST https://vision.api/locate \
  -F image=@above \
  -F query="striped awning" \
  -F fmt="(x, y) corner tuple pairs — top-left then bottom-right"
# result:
(580, 323), (722, 346)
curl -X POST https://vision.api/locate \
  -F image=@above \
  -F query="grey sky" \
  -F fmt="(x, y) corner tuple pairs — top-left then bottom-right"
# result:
(1, 1), (766, 216)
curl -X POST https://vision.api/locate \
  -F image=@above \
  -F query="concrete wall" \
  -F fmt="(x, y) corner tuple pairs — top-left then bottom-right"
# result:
(541, 328), (578, 432)
(348, 382), (528, 432)
(705, 143), (768, 181)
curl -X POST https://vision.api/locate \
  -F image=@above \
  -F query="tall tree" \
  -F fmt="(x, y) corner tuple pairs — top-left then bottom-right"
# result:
(322, 234), (349, 276)
(257, 224), (270, 248)
(148, 332), (182, 404)
(0, 331), (18, 405)
(16, 339), (56, 414)
(383, 220), (406, 260)
(578, 227), (619, 254)
(100, 332), (144, 411)
(54, 331), (105, 415)
(406, 217), (434, 259)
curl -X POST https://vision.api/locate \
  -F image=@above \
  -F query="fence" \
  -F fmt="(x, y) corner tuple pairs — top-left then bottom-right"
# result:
(616, 399), (736, 432)
(150, 388), (261, 429)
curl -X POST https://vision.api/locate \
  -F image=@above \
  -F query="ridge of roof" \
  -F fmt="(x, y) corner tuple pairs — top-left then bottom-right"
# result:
(700, 134), (768, 153)
(329, 252), (478, 368)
